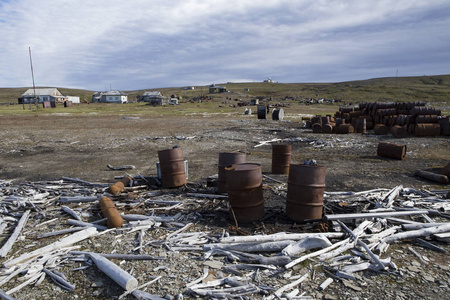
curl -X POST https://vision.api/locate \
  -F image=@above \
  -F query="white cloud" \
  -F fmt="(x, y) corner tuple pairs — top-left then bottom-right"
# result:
(0, 0), (449, 89)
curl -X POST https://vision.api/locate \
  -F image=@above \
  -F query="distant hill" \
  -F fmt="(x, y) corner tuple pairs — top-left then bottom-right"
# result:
(1, 74), (449, 105)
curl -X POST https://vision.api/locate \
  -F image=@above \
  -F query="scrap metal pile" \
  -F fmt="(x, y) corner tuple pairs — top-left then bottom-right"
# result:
(0, 174), (449, 299)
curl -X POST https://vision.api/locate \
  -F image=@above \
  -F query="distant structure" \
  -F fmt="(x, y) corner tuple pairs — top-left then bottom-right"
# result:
(184, 86), (195, 90)
(92, 90), (128, 103)
(209, 84), (227, 93)
(19, 88), (65, 104)
(263, 77), (277, 83)
(137, 91), (169, 105)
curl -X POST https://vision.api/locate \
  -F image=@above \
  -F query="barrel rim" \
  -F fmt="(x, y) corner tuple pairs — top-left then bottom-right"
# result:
(225, 163), (261, 172)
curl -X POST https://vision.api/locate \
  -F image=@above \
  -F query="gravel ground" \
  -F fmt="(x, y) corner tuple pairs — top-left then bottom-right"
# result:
(0, 111), (449, 299)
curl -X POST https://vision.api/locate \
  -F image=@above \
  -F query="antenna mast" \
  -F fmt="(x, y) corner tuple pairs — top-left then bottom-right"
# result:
(29, 47), (37, 109)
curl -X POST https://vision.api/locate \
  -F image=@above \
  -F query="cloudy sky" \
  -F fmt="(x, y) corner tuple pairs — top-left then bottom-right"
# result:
(1, 0), (449, 91)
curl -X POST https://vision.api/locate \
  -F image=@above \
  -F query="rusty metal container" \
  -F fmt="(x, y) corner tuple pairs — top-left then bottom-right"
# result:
(225, 163), (264, 223)
(42, 101), (51, 108)
(374, 124), (389, 135)
(64, 100), (73, 107)
(335, 118), (344, 127)
(377, 142), (406, 160)
(322, 123), (334, 133)
(440, 163), (450, 177)
(415, 123), (441, 136)
(355, 118), (366, 134)
(312, 123), (323, 133)
(107, 176), (132, 196)
(335, 124), (354, 134)
(415, 115), (438, 123)
(410, 106), (441, 116)
(391, 125), (406, 138)
(218, 152), (246, 193)
(257, 105), (267, 119)
(321, 116), (330, 125)
(271, 144), (291, 174)
(286, 164), (326, 221)
(99, 196), (124, 228)
(158, 147), (187, 188)
(272, 108), (284, 121)
(438, 117), (450, 136)
(415, 170), (449, 184)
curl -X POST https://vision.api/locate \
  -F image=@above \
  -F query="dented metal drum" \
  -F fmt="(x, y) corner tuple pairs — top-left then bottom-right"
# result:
(272, 108), (284, 121)
(271, 144), (291, 175)
(218, 152), (246, 193)
(225, 163), (264, 223)
(257, 105), (267, 119)
(415, 123), (441, 136)
(286, 164), (326, 221)
(374, 124), (389, 135)
(99, 197), (124, 228)
(335, 124), (354, 134)
(158, 147), (187, 188)
(355, 118), (366, 134)
(377, 142), (406, 160)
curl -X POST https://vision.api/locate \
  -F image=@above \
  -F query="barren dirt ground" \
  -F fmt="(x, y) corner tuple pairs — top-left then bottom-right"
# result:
(0, 113), (448, 190)
(0, 111), (449, 299)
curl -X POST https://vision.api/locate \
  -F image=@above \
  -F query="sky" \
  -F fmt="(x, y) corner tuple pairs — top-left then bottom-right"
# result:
(1, 0), (449, 91)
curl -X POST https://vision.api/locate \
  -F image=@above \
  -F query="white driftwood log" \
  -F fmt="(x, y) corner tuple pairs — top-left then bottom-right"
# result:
(220, 232), (345, 244)
(0, 210), (31, 257)
(186, 193), (228, 199)
(325, 210), (429, 221)
(59, 196), (99, 203)
(318, 277), (334, 291)
(61, 205), (82, 220)
(37, 227), (85, 239)
(383, 223), (450, 243)
(67, 219), (108, 230)
(3, 227), (98, 268)
(89, 252), (138, 291)
(203, 240), (293, 253)
(281, 235), (332, 256)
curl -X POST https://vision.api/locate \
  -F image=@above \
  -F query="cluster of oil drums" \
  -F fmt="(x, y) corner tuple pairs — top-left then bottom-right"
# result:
(218, 145), (326, 224)
(304, 101), (449, 136)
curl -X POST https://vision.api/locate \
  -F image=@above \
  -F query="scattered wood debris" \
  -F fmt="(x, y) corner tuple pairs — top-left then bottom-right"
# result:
(0, 178), (448, 299)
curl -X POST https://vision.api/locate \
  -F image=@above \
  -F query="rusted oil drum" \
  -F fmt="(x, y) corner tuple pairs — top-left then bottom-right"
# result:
(410, 106), (441, 116)
(415, 123), (441, 136)
(158, 147), (187, 188)
(415, 115), (438, 123)
(272, 108), (284, 121)
(440, 163), (450, 178)
(438, 117), (450, 135)
(271, 144), (291, 174)
(335, 118), (344, 127)
(107, 176), (132, 196)
(43, 101), (51, 108)
(374, 124), (389, 135)
(99, 196), (124, 228)
(355, 118), (366, 134)
(225, 163), (264, 223)
(312, 123), (323, 133)
(218, 152), (246, 193)
(257, 105), (267, 119)
(415, 170), (449, 184)
(407, 124), (416, 134)
(335, 124), (354, 134)
(377, 142), (406, 160)
(64, 100), (73, 107)
(286, 164), (327, 221)
(321, 116), (330, 125)
(322, 123), (334, 133)
(391, 125), (406, 138)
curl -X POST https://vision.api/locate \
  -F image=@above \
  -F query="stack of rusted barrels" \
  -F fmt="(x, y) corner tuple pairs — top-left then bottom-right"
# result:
(305, 101), (450, 136)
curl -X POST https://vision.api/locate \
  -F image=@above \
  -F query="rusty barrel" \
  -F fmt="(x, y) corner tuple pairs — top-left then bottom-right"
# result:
(415, 123), (441, 136)
(257, 105), (267, 119)
(335, 124), (354, 134)
(107, 176), (132, 196)
(322, 123), (334, 133)
(415, 170), (449, 184)
(99, 196), (124, 228)
(271, 144), (291, 174)
(438, 117), (450, 136)
(391, 125), (406, 138)
(286, 164), (326, 221)
(225, 163), (264, 223)
(272, 108), (284, 121)
(355, 118), (366, 134)
(377, 142), (406, 160)
(415, 115), (438, 123)
(312, 123), (323, 133)
(218, 152), (246, 193)
(374, 124), (389, 135)
(158, 147), (187, 188)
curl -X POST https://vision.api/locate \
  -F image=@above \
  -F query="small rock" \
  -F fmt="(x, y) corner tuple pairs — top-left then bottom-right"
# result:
(343, 280), (362, 291)
(323, 294), (338, 300)
(423, 275), (435, 282)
